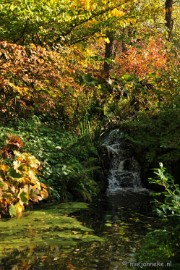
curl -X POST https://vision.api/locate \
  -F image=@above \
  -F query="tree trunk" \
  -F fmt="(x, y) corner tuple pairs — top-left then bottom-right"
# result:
(165, 0), (173, 40)
(103, 32), (114, 78)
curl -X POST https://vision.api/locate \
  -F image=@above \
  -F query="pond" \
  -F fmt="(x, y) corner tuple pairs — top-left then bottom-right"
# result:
(0, 191), (175, 270)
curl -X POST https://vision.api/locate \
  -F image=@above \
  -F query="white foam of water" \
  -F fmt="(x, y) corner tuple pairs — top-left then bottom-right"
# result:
(103, 130), (147, 194)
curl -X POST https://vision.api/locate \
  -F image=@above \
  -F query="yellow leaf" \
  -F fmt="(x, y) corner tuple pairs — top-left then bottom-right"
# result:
(111, 8), (124, 17)
(104, 37), (110, 44)
(0, 164), (9, 172)
(40, 189), (49, 200)
(15, 201), (24, 217)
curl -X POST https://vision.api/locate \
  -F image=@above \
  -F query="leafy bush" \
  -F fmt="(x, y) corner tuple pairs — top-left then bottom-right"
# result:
(119, 108), (180, 183)
(149, 163), (180, 218)
(136, 164), (180, 267)
(0, 117), (101, 203)
(136, 228), (179, 267)
(0, 134), (48, 218)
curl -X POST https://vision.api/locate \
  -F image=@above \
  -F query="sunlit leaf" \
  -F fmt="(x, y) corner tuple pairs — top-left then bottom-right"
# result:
(15, 201), (25, 217)
(18, 190), (29, 205)
(9, 204), (16, 217)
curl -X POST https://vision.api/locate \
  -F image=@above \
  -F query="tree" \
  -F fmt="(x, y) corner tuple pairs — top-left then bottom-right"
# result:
(165, 0), (174, 40)
(0, 0), (135, 46)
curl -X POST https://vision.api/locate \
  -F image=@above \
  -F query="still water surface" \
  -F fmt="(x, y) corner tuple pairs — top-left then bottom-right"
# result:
(0, 191), (162, 270)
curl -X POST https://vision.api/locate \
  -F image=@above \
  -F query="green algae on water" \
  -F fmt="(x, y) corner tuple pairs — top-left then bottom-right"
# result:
(0, 202), (103, 258)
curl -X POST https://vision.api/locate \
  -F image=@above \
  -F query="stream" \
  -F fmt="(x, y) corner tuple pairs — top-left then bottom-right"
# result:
(0, 129), (177, 269)
(0, 191), (165, 270)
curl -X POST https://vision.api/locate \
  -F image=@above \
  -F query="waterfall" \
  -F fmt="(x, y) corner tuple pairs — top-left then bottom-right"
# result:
(102, 129), (146, 194)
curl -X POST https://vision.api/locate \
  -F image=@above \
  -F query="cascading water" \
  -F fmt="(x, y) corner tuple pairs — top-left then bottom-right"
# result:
(102, 129), (146, 194)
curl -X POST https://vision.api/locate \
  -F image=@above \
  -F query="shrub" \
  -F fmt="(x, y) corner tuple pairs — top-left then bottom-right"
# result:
(119, 108), (180, 184)
(0, 117), (101, 203)
(149, 163), (180, 218)
(136, 164), (180, 267)
(0, 134), (48, 218)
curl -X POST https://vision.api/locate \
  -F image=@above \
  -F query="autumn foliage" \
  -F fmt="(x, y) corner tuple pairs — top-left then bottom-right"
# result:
(114, 37), (167, 77)
(0, 0), (179, 215)
(0, 134), (48, 218)
(0, 42), (86, 120)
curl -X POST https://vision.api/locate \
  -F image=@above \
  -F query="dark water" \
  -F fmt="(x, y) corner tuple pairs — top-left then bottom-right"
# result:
(69, 191), (157, 270)
(0, 191), (175, 270)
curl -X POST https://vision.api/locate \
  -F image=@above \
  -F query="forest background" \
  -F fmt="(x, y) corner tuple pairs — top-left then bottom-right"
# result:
(0, 0), (180, 218)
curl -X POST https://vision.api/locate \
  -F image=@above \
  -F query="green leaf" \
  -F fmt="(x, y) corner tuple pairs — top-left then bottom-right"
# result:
(19, 191), (29, 205)
(8, 168), (22, 178)
(9, 204), (16, 217)
(122, 74), (135, 82)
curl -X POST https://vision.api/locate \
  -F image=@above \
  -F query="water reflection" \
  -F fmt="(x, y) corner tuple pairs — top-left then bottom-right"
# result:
(107, 190), (150, 212)
(69, 191), (160, 270)
(0, 192), (162, 270)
